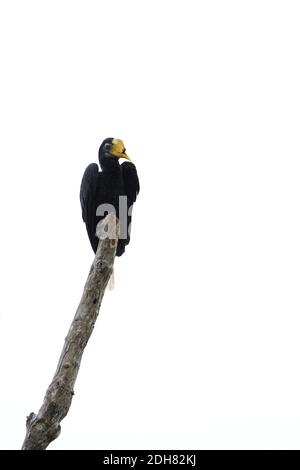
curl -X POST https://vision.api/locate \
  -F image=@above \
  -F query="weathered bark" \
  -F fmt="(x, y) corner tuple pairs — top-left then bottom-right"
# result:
(22, 214), (119, 450)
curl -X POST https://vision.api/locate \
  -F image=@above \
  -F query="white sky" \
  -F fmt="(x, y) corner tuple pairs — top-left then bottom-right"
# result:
(0, 0), (300, 450)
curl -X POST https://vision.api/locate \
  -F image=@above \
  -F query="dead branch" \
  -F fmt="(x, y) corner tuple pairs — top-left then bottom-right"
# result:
(22, 214), (119, 450)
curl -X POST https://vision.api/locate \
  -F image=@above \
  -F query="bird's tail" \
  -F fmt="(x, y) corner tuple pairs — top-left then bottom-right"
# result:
(108, 267), (115, 290)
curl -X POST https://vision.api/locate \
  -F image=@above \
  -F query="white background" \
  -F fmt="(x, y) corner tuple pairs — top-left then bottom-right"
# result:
(0, 0), (300, 450)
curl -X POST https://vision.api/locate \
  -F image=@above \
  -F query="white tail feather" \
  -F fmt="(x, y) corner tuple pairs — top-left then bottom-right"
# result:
(108, 268), (115, 290)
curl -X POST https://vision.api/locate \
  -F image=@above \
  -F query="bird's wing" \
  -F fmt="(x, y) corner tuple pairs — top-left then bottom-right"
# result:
(80, 163), (99, 223)
(121, 161), (140, 204)
(80, 163), (99, 252)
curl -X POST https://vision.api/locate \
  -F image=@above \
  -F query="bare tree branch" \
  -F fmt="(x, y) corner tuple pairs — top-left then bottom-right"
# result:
(22, 214), (119, 450)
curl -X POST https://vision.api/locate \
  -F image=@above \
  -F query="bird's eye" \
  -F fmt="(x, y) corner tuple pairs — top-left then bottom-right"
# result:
(123, 148), (126, 153)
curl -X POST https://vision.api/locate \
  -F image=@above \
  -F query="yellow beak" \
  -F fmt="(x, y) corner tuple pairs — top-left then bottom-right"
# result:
(110, 139), (131, 160)
(121, 153), (131, 161)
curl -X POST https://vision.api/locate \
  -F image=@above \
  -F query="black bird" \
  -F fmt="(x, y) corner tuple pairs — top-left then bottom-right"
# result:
(80, 138), (140, 256)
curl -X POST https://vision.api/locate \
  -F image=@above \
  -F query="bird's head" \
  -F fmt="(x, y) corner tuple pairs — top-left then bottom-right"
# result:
(98, 138), (131, 166)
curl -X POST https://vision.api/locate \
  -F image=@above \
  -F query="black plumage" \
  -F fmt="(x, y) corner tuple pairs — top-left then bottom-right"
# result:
(80, 138), (139, 256)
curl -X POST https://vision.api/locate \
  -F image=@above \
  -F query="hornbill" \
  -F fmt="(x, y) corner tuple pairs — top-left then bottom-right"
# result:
(80, 138), (140, 256)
